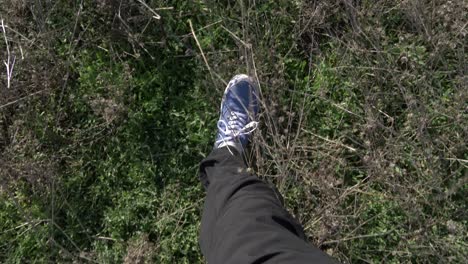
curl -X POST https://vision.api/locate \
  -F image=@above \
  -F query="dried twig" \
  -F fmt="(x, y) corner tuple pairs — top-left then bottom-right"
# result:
(137, 0), (161, 20)
(221, 25), (251, 48)
(322, 229), (395, 245)
(1, 19), (15, 89)
(0, 90), (44, 110)
(302, 128), (357, 152)
(188, 19), (226, 87)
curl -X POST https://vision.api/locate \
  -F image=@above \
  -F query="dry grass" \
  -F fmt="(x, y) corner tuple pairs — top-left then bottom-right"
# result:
(0, 0), (466, 262)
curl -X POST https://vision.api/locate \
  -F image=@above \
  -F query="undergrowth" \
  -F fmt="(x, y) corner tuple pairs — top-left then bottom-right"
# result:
(1, 0), (466, 263)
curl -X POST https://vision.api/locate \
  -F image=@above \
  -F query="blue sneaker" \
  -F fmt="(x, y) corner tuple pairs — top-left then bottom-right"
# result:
(215, 74), (259, 153)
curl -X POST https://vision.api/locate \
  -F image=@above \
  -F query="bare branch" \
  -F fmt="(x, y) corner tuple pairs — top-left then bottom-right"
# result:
(1, 19), (14, 89)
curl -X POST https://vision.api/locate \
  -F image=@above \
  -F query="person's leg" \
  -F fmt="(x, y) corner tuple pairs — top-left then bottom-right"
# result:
(199, 147), (335, 263)
(198, 74), (335, 263)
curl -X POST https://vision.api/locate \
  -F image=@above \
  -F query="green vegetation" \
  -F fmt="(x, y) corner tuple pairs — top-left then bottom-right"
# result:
(1, 0), (466, 263)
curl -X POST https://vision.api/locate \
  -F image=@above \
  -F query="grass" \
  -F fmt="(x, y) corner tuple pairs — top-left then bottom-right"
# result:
(1, 0), (467, 263)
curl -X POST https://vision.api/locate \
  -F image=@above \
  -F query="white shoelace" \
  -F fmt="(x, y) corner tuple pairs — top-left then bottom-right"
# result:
(215, 112), (258, 149)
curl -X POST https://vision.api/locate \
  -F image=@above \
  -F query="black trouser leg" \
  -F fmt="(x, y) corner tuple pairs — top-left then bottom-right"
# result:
(199, 147), (336, 264)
